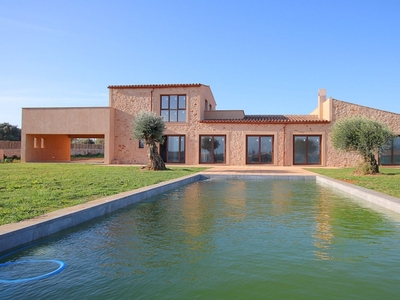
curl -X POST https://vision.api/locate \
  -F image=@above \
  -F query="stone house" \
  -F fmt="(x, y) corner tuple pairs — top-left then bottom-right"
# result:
(21, 83), (400, 166)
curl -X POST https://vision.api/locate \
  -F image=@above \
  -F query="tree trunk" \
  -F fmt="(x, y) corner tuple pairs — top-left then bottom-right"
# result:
(368, 153), (379, 174)
(363, 152), (379, 174)
(146, 139), (166, 171)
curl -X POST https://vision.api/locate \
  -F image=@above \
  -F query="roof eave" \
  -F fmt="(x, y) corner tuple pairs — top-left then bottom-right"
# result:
(107, 83), (205, 89)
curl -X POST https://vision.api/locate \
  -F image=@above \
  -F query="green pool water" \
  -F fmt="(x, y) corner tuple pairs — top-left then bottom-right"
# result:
(1, 179), (400, 299)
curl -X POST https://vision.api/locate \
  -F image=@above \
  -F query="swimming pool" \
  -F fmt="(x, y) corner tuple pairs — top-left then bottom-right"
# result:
(1, 179), (400, 299)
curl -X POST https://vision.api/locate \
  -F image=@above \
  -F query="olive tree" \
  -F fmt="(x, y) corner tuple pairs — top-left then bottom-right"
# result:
(331, 117), (396, 174)
(132, 111), (166, 170)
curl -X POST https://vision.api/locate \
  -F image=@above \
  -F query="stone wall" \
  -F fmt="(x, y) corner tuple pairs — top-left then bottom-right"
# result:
(0, 141), (21, 158)
(325, 99), (400, 167)
(108, 87), (400, 167)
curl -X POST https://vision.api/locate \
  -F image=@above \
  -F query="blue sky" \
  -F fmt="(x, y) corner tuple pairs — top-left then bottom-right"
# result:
(1, 0), (400, 128)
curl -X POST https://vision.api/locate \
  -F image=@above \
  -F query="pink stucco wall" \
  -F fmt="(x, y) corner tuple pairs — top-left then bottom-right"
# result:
(22, 107), (115, 163)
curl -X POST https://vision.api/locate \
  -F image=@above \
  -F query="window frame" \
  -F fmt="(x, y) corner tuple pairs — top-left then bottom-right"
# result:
(160, 95), (187, 122)
(138, 139), (144, 148)
(199, 135), (226, 164)
(379, 136), (400, 165)
(246, 135), (274, 164)
(293, 135), (322, 165)
(160, 135), (185, 163)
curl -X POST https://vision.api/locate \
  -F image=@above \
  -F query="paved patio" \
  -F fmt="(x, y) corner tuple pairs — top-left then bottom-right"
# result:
(200, 165), (316, 176)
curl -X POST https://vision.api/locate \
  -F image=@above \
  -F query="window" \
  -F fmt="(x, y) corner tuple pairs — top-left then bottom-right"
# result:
(161, 95), (186, 122)
(293, 135), (321, 165)
(205, 100), (208, 111)
(160, 136), (185, 163)
(246, 136), (273, 164)
(380, 136), (400, 165)
(139, 139), (144, 148)
(200, 135), (225, 163)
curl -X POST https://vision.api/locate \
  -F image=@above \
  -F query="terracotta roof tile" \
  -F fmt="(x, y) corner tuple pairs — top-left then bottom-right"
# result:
(108, 83), (205, 89)
(201, 114), (329, 124)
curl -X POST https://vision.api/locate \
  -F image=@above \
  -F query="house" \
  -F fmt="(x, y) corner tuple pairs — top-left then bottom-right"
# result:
(21, 84), (400, 166)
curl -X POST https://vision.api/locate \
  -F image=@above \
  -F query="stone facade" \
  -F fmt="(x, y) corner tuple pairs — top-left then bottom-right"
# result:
(325, 99), (400, 167)
(21, 84), (400, 167)
(0, 141), (21, 158)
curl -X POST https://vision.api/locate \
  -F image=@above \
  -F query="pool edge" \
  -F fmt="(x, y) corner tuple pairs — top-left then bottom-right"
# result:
(2, 172), (400, 254)
(316, 174), (400, 214)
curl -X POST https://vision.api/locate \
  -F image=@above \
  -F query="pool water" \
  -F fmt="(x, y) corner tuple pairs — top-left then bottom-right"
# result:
(1, 179), (400, 299)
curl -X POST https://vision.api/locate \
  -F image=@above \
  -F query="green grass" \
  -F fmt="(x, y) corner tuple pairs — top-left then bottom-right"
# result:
(0, 163), (207, 226)
(306, 167), (400, 198)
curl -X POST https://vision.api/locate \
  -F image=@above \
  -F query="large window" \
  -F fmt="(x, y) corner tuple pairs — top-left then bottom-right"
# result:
(161, 95), (186, 122)
(247, 136), (273, 164)
(200, 135), (225, 163)
(293, 135), (321, 165)
(160, 136), (185, 163)
(380, 136), (400, 165)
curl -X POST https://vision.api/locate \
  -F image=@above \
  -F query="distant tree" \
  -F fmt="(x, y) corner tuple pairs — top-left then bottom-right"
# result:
(132, 111), (166, 170)
(71, 138), (95, 144)
(331, 117), (396, 174)
(0, 123), (21, 141)
(94, 138), (104, 145)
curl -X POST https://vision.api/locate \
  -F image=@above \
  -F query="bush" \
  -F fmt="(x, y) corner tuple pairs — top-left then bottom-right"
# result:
(1, 155), (20, 163)
(354, 161), (376, 175)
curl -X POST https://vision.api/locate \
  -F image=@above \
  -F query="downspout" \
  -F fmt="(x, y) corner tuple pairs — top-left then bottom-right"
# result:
(282, 124), (286, 166)
(150, 88), (154, 112)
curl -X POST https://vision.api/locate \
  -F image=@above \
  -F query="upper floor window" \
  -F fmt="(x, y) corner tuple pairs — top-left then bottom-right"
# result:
(161, 95), (186, 122)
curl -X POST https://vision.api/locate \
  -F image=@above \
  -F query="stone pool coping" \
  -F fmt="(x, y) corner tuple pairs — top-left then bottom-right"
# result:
(1, 171), (400, 254)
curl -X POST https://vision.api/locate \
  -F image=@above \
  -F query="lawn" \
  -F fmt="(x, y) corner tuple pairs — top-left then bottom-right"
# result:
(0, 163), (206, 226)
(307, 167), (400, 199)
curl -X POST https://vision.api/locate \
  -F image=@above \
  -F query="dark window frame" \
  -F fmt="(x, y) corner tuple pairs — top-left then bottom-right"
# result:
(138, 139), (144, 148)
(380, 135), (400, 165)
(199, 135), (226, 164)
(293, 135), (322, 165)
(160, 135), (185, 163)
(160, 95), (187, 122)
(246, 135), (274, 164)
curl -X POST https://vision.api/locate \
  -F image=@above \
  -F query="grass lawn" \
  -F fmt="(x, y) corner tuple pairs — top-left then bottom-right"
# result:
(307, 167), (400, 199)
(0, 163), (207, 226)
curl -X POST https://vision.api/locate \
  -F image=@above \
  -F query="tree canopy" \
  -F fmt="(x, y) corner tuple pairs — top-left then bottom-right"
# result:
(330, 117), (396, 174)
(132, 111), (166, 170)
(0, 123), (21, 141)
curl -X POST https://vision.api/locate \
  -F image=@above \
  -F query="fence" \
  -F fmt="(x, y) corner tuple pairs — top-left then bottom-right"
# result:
(0, 141), (21, 158)
(0, 141), (104, 158)
(70, 144), (104, 156)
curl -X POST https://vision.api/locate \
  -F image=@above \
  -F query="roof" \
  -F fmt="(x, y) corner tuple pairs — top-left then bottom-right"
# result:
(107, 83), (206, 89)
(201, 114), (330, 124)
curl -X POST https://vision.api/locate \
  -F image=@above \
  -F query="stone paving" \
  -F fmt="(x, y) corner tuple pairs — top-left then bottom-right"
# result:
(201, 165), (316, 176)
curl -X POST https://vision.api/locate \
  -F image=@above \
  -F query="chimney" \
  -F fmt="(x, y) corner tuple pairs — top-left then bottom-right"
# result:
(318, 89), (326, 118)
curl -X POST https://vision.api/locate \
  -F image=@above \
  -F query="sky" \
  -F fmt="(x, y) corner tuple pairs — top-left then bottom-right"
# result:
(1, 0), (400, 128)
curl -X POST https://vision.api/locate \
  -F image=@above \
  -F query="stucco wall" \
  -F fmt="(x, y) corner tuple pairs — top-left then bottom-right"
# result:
(22, 107), (115, 163)
(25, 134), (70, 162)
